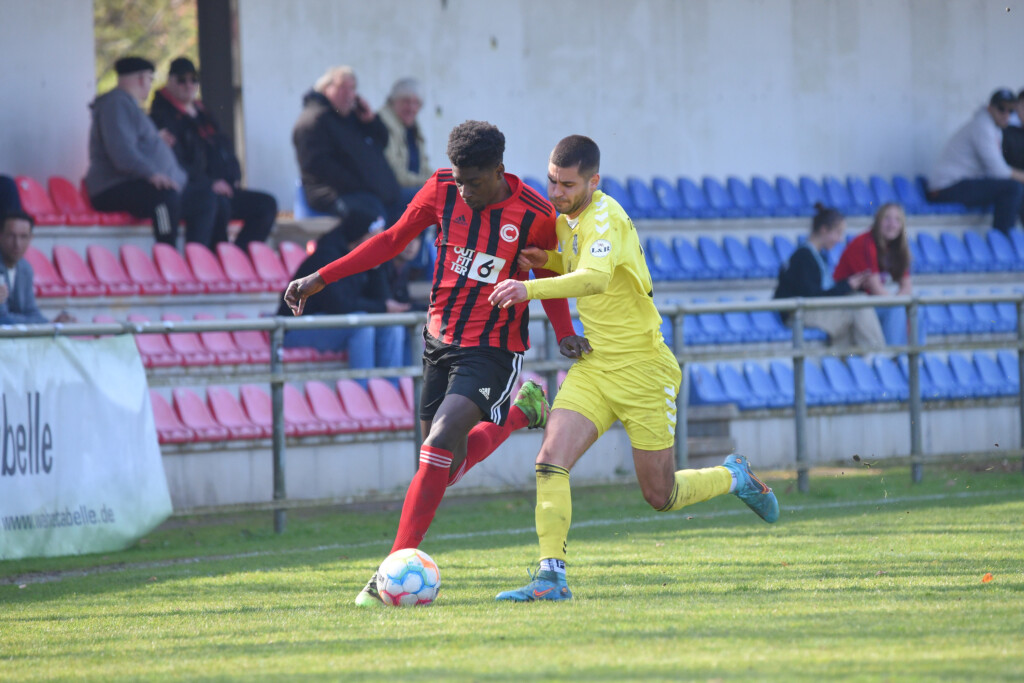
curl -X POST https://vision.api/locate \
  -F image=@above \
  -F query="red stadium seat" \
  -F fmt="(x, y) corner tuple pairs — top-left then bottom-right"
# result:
(216, 242), (267, 292)
(51, 246), (106, 297)
(282, 384), (331, 436)
(172, 388), (230, 441)
(23, 246), (72, 297)
(152, 243), (205, 294)
(335, 379), (391, 431)
(15, 176), (66, 225)
(225, 312), (272, 364)
(399, 375), (415, 412)
(303, 381), (361, 433)
(239, 384), (299, 437)
(127, 313), (184, 367)
(79, 180), (137, 226)
(367, 377), (414, 429)
(160, 313), (217, 366)
(86, 245), (140, 295)
(248, 241), (290, 291)
(119, 244), (174, 295)
(149, 390), (195, 443)
(47, 176), (101, 226)
(278, 240), (308, 276)
(184, 242), (238, 293)
(193, 312), (252, 364)
(206, 386), (268, 439)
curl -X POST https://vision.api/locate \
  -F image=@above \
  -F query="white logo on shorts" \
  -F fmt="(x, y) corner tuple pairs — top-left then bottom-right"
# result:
(479, 387), (491, 399)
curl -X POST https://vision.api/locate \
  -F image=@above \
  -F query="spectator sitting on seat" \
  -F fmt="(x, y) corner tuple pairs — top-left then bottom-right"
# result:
(0, 175), (21, 215)
(928, 88), (1024, 234)
(379, 78), (433, 206)
(150, 57), (278, 250)
(275, 211), (406, 386)
(0, 210), (74, 324)
(293, 65), (402, 229)
(833, 202), (923, 346)
(774, 203), (884, 349)
(84, 56), (202, 246)
(1001, 87), (1024, 172)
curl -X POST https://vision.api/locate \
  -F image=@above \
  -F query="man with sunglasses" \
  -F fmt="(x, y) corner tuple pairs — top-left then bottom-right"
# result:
(927, 88), (1024, 234)
(150, 57), (277, 250)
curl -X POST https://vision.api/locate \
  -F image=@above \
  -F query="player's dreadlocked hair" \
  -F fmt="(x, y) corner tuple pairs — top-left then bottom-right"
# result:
(550, 135), (600, 178)
(446, 120), (505, 169)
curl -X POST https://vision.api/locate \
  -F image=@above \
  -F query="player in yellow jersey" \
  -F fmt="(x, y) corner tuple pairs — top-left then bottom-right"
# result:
(488, 135), (778, 601)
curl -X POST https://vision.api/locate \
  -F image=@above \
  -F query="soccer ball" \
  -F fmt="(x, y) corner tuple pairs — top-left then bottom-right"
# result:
(377, 548), (441, 606)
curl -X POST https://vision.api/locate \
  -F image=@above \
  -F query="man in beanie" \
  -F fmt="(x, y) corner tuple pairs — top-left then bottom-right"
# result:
(85, 56), (212, 246)
(150, 57), (277, 250)
(928, 88), (1024, 233)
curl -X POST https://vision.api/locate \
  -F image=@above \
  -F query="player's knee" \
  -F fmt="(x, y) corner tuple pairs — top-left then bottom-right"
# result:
(641, 483), (672, 511)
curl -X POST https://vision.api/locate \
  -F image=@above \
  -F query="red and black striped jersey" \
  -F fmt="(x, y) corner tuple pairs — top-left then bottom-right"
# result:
(318, 169), (560, 352)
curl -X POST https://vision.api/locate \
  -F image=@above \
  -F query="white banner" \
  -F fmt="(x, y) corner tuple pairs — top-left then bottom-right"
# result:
(0, 335), (172, 559)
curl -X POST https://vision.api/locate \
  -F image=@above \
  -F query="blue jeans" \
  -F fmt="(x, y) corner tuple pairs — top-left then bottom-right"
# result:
(284, 318), (405, 387)
(875, 305), (926, 346)
(931, 178), (1024, 233)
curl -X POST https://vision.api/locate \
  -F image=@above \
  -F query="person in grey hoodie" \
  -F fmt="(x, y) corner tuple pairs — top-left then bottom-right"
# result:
(85, 56), (211, 246)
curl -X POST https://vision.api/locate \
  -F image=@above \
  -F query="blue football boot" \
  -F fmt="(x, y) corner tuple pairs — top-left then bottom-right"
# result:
(495, 568), (572, 602)
(721, 454), (779, 523)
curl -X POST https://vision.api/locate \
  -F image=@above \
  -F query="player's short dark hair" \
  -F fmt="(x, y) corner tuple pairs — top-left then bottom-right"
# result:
(550, 135), (600, 178)
(446, 120), (505, 169)
(1, 209), (34, 231)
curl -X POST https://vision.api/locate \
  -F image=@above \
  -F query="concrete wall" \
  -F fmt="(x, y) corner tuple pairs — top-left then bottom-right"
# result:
(236, 0), (1024, 207)
(0, 0), (95, 182)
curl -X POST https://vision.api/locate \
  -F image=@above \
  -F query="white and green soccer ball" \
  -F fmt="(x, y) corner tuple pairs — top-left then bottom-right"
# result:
(377, 548), (441, 606)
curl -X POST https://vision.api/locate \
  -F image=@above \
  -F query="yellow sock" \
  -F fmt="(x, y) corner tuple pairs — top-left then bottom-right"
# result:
(535, 463), (571, 563)
(657, 466), (732, 512)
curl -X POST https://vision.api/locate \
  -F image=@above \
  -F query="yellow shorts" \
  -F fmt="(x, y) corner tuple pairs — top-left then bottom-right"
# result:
(552, 343), (682, 450)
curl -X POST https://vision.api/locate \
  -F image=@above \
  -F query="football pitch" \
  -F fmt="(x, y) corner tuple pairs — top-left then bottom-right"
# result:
(2, 465), (1022, 682)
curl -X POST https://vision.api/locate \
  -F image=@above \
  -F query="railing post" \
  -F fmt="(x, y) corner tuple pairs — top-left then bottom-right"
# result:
(269, 323), (287, 534)
(908, 299), (923, 483)
(792, 303), (808, 493)
(672, 309), (688, 470)
(1018, 298), (1024, 476)
(408, 321), (423, 466)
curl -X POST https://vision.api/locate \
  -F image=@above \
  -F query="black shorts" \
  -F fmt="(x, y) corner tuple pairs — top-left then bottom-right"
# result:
(420, 330), (523, 425)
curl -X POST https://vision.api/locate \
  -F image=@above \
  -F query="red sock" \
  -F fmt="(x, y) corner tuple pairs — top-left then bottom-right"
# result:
(390, 445), (453, 553)
(447, 406), (528, 487)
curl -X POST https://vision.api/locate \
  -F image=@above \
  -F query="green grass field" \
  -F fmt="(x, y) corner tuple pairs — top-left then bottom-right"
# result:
(2, 465), (1023, 682)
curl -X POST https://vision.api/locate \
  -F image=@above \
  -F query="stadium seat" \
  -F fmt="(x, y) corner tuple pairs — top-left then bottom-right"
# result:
(23, 246), (72, 297)
(691, 298), (740, 344)
(293, 179), (332, 220)
(844, 355), (895, 402)
(942, 289), (990, 333)
(775, 175), (812, 216)
(282, 384), (331, 436)
(915, 233), (951, 273)
(973, 352), (1017, 397)
(962, 231), (998, 272)
(986, 229), (1022, 271)
(600, 176), (638, 216)
(206, 386), (267, 439)
(118, 244), (174, 295)
(248, 241), (291, 291)
(192, 312), (252, 365)
(185, 242), (238, 293)
(967, 290), (1014, 334)
(51, 245), (106, 297)
(149, 390), (194, 443)
(701, 177), (743, 218)
(1008, 228), (1024, 262)
(798, 176), (826, 209)
(522, 176), (547, 197)
(47, 176), (100, 226)
(152, 243), (205, 294)
(688, 364), (731, 405)
(820, 356), (872, 404)
(750, 175), (795, 217)
(644, 237), (684, 281)
(367, 377), (415, 429)
(160, 313), (217, 366)
(897, 355), (944, 401)
(947, 352), (1001, 398)
(822, 175), (868, 215)
(215, 242), (267, 292)
(772, 234), (796, 265)
(697, 236), (742, 279)
(940, 232), (983, 273)
(996, 350), (1021, 390)
(86, 245), (141, 295)
(15, 176), (66, 225)
(907, 236), (929, 275)
(993, 290), (1018, 331)
(671, 237), (714, 279)
(335, 379), (392, 431)
(748, 235), (781, 275)
(745, 296), (792, 342)
(77, 179), (137, 226)
(726, 176), (769, 218)
(924, 353), (975, 399)
(891, 174), (930, 215)
(718, 297), (765, 342)
(239, 384), (298, 438)
(871, 356), (909, 401)
(399, 376), (415, 412)
(847, 175), (877, 214)
(126, 313), (187, 368)
(922, 303), (961, 336)
(723, 235), (771, 278)
(226, 314), (272, 364)
(651, 176), (690, 219)
(626, 177), (670, 219)
(172, 388), (231, 441)
(302, 381), (361, 433)
(742, 361), (790, 408)
(278, 240), (308, 276)
(803, 359), (842, 405)
(676, 176), (718, 218)
(716, 363), (768, 409)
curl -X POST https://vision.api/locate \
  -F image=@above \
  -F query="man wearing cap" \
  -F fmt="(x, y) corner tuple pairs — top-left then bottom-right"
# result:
(150, 57), (277, 250)
(379, 78), (433, 205)
(928, 88), (1024, 233)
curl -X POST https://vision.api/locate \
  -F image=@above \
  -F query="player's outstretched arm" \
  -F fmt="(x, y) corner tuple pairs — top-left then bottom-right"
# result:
(283, 272), (326, 316)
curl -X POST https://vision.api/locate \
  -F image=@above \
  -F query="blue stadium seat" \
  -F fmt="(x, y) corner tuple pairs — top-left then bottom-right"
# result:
(775, 176), (813, 216)
(987, 229), (1022, 270)
(997, 350), (1021, 391)
(1008, 228), (1024, 262)
(872, 356), (910, 401)
(907, 236), (927, 275)
(722, 235), (767, 278)
(718, 297), (765, 342)
(963, 231), (999, 271)
(923, 303), (961, 336)
(916, 233), (952, 273)
(845, 355), (897, 402)
(923, 353), (976, 399)
(677, 176), (718, 218)
(993, 290), (1018, 330)
(702, 177), (744, 218)
(869, 175), (899, 206)
(948, 352), (1002, 398)
(942, 288), (991, 334)
(974, 352), (1018, 396)
(692, 298), (741, 344)
(645, 237), (684, 281)
(743, 361), (791, 408)
(601, 176), (639, 216)
(726, 176), (770, 218)
(689, 364), (732, 405)
(671, 237), (714, 279)
(892, 175), (928, 215)
(798, 176), (827, 209)
(898, 355), (945, 401)
(941, 232), (984, 273)
(522, 176), (548, 198)
(823, 175), (866, 216)
(293, 179), (332, 219)
(820, 356), (872, 404)
(627, 177), (671, 219)
(773, 234), (797, 265)
(847, 175), (877, 215)
(748, 235), (781, 275)
(968, 295), (1012, 334)
(805, 359), (843, 404)
(918, 175), (969, 214)
(717, 363), (768, 410)
(751, 176), (797, 217)
(745, 297), (793, 342)
(697, 236), (742, 279)
(651, 176), (691, 219)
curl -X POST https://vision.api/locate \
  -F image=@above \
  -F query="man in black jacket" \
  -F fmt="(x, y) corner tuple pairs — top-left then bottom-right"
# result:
(151, 57), (277, 250)
(292, 66), (402, 233)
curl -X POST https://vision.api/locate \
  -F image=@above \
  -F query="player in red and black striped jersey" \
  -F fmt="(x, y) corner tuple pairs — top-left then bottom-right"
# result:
(284, 120), (584, 606)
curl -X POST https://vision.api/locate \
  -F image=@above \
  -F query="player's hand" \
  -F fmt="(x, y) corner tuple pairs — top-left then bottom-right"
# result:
(517, 246), (548, 271)
(559, 334), (591, 359)
(489, 279), (528, 309)
(283, 272), (326, 316)
(157, 128), (176, 147)
(212, 179), (234, 197)
(847, 270), (870, 289)
(149, 173), (180, 191)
